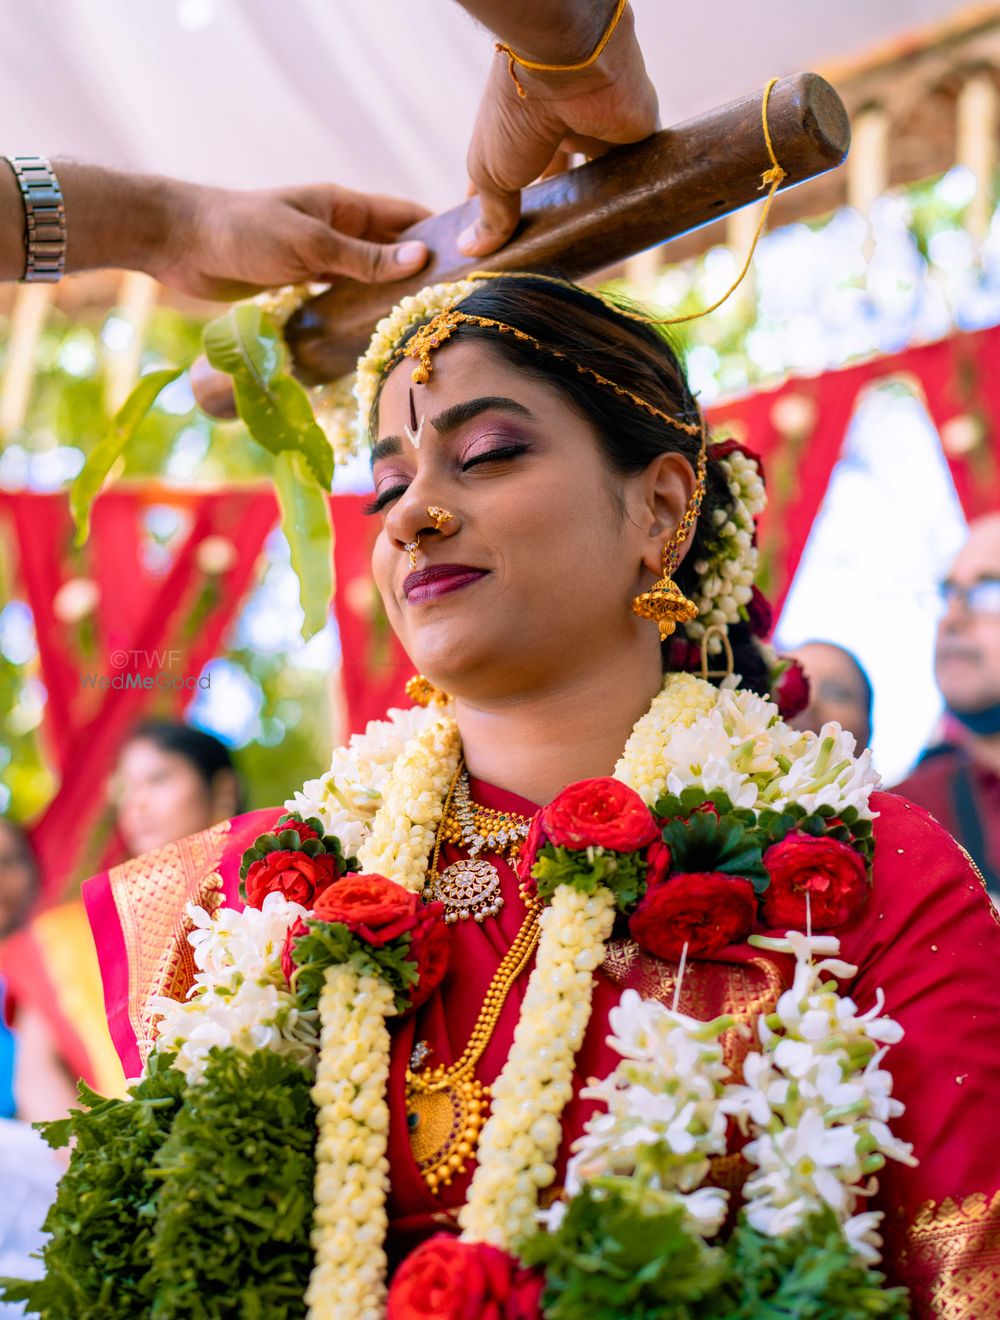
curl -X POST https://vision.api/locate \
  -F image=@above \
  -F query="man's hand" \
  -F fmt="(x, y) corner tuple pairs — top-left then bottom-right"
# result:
(146, 181), (431, 299)
(459, 5), (658, 257)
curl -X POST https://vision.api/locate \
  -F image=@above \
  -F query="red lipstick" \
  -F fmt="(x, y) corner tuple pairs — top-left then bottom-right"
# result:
(404, 564), (487, 604)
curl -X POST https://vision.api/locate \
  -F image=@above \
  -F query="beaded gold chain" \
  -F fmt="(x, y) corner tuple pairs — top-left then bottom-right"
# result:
(407, 770), (541, 1193)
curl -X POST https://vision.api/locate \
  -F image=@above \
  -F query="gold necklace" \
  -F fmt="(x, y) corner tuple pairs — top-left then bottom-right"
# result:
(408, 779), (541, 1194)
(406, 902), (541, 1193)
(424, 763), (532, 923)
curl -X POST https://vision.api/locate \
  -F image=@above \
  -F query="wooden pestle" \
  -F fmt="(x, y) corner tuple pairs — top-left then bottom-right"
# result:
(192, 72), (848, 415)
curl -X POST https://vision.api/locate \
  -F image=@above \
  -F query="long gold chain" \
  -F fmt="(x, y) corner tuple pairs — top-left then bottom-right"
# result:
(411, 764), (541, 1090)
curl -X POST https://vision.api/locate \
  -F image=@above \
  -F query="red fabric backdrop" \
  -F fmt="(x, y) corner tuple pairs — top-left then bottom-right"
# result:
(3, 322), (998, 897)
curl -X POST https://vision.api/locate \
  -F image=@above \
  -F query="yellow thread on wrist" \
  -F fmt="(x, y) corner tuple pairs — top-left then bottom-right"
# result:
(494, 0), (628, 98)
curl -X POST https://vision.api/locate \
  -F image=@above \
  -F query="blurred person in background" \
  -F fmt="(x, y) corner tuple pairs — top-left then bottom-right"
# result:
(896, 514), (1000, 898)
(787, 640), (874, 751)
(114, 721), (242, 858)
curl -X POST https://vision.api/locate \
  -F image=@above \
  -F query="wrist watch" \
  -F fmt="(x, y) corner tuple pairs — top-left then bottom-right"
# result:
(4, 154), (66, 282)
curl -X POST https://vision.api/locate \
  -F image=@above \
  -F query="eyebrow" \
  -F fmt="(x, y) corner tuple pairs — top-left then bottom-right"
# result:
(371, 396), (533, 468)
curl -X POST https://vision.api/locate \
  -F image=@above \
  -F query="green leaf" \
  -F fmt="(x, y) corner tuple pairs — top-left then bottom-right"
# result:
(521, 1178), (729, 1319)
(273, 450), (334, 641)
(202, 303), (333, 490)
(70, 366), (184, 544)
(660, 812), (769, 891)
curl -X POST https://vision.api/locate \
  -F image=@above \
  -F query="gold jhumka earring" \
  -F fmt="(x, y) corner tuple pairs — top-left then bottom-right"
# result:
(631, 428), (708, 639)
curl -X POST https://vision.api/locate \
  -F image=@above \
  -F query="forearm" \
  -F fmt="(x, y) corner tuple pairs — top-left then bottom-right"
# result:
(455, 0), (618, 64)
(0, 158), (192, 282)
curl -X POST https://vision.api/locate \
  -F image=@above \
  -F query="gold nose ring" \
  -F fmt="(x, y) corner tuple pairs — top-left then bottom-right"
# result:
(427, 506), (453, 531)
(405, 535), (420, 570)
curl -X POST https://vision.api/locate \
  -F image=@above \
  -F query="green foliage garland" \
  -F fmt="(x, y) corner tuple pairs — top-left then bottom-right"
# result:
(0, 1054), (185, 1319)
(146, 1049), (316, 1319)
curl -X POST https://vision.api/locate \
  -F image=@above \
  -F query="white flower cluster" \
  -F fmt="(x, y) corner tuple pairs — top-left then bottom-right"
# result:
(685, 443), (767, 655)
(458, 885), (617, 1250)
(306, 962), (397, 1320)
(149, 893), (317, 1085)
(615, 672), (722, 805)
(554, 989), (735, 1239)
(723, 931), (917, 1263)
(355, 708), (462, 892)
(650, 682), (879, 822)
(286, 702), (451, 860)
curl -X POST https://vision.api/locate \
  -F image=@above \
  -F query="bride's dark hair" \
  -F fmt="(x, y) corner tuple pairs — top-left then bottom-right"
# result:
(387, 273), (771, 695)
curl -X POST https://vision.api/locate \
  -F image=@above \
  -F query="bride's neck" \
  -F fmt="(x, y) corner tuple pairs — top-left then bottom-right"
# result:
(454, 650), (664, 807)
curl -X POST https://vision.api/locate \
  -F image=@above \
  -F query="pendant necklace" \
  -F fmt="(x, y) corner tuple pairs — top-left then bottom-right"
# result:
(424, 763), (531, 923)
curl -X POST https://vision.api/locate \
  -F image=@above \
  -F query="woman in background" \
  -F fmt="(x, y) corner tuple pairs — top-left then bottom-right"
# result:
(0, 722), (241, 1120)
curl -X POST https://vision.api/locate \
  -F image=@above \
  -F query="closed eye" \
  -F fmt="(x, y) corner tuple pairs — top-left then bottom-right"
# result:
(363, 483), (409, 515)
(363, 445), (528, 515)
(462, 443), (529, 470)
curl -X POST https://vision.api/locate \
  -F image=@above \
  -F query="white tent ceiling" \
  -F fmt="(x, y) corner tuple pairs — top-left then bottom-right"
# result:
(0, 0), (978, 215)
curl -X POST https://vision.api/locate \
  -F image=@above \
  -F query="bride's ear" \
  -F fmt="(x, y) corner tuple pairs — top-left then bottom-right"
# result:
(636, 450), (698, 577)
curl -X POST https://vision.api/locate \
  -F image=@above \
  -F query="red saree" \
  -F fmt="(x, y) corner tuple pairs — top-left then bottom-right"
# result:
(84, 785), (1000, 1316)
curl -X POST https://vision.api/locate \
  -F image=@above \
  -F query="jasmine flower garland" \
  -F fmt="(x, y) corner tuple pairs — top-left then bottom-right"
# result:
(306, 964), (397, 1320)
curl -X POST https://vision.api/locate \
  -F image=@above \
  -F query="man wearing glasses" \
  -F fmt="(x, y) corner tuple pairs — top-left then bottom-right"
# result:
(897, 513), (1000, 899)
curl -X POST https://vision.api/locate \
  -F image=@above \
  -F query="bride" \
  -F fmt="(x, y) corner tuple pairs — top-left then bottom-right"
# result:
(69, 273), (1000, 1318)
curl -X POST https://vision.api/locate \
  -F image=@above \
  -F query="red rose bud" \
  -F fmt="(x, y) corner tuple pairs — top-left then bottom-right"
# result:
(312, 873), (420, 947)
(407, 902), (451, 1009)
(762, 832), (868, 930)
(281, 917), (309, 985)
(644, 838), (673, 888)
(629, 872), (756, 960)
(541, 777), (658, 852)
(275, 815), (321, 844)
(244, 850), (341, 910)
(775, 658), (811, 721)
(747, 586), (773, 639)
(387, 1235), (543, 1320)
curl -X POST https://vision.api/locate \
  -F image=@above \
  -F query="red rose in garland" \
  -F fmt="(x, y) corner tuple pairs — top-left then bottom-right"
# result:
(629, 872), (756, 960)
(244, 850), (341, 909)
(762, 832), (868, 929)
(541, 778), (658, 852)
(387, 1235), (543, 1320)
(312, 873), (421, 947)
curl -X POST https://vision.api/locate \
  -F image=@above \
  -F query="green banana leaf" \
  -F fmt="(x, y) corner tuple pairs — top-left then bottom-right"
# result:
(273, 451), (334, 641)
(69, 366), (184, 544)
(202, 304), (334, 491)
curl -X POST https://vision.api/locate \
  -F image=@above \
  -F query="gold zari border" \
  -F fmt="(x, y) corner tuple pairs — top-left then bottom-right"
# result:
(108, 821), (231, 1066)
(901, 1190), (1000, 1317)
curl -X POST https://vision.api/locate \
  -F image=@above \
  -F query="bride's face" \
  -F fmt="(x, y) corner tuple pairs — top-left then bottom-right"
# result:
(370, 340), (690, 700)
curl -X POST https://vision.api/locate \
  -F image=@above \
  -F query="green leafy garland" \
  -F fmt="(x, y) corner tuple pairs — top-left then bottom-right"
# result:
(1, 1049), (316, 1320)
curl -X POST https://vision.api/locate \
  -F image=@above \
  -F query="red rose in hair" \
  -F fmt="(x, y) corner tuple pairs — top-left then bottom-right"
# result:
(408, 901), (450, 1009)
(711, 436), (765, 481)
(312, 873), (420, 947)
(244, 850), (340, 910)
(629, 872), (756, 960)
(387, 1235), (543, 1320)
(774, 658), (811, 721)
(747, 586), (773, 639)
(542, 778), (657, 852)
(762, 833), (868, 929)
